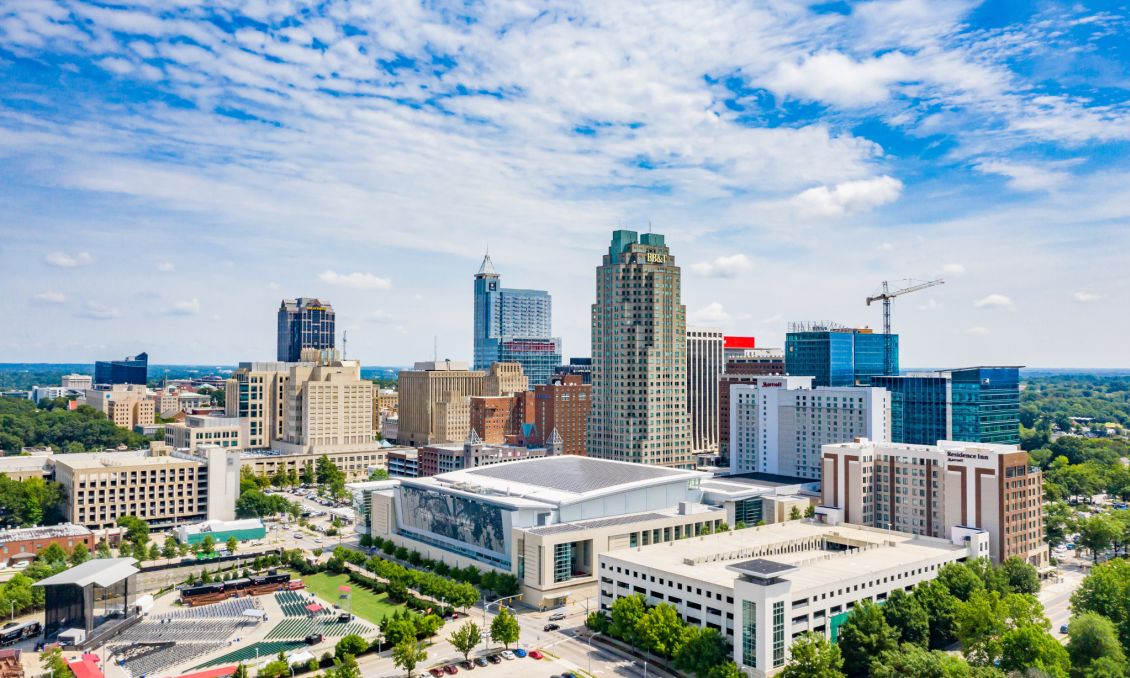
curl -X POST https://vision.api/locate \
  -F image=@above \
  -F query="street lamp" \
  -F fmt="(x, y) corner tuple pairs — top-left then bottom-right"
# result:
(586, 631), (602, 674)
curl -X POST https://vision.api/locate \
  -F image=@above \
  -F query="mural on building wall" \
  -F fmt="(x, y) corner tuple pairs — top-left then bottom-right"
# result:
(400, 486), (508, 555)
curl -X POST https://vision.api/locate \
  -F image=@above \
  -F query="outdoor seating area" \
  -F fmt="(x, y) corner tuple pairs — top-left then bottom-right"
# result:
(264, 616), (373, 640)
(275, 590), (331, 617)
(110, 640), (227, 678)
(192, 641), (306, 669)
(154, 597), (263, 620)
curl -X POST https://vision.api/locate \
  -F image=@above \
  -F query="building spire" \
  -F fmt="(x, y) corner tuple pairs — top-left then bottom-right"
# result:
(477, 250), (498, 277)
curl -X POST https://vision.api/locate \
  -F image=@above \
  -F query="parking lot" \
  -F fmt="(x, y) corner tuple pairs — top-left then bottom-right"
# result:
(423, 649), (590, 678)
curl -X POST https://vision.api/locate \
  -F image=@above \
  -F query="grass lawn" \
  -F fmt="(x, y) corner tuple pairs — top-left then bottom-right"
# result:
(297, 570), (404, 625)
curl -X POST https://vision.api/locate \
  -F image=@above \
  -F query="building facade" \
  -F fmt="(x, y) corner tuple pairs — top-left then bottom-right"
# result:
(554, 357), (593, 385)
(373, 389), (399, 436)
(85, 385), (155, 430)
(729, 376), (890, 478)
(528, 374), (591, 456)
(483, 362), (528, 396)
(872, 367), (1022, 446)
(93, 353), (148, 386)
(165, 415), (247, 452)
(277, 298), (335, 362)
(819, 439), (1045, 566)
(688, 327), (724, 454)
(588, 230), (693, 468)
(784, 323), (896, 387)
(473, 254), (561, 385)
(61, 374), (93, 390)
(470, 396), (522, 444)
(0, 524), (95, 566)
(241, 445), (397, 482)
(598, 521), (988, 677)
(276, 358), (374, 455)
(225, 361), (292, 450)
(396, 361), (484, 446)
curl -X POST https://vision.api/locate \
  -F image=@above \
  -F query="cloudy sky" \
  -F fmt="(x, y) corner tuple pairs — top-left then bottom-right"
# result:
(1, 0), (1127, 368)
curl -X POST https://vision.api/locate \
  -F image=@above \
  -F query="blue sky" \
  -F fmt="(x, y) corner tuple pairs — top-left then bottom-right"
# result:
(1, 0), (1127, 367)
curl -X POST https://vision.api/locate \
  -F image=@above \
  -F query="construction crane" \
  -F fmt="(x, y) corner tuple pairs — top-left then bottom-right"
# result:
(866, 278), (945, 374)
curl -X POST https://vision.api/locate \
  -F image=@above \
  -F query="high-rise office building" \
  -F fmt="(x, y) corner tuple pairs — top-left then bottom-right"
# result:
(785, 322), (896, 387)
(687, 327), (724, 454)
(872, 366), (1021, 446)
(277, 298), (335, 362)
(529, 374), (591, 456)
(729, 375), (890, 478)
(473, 254), (561, 385)
(587, 230), (692, 468)
(820, 439), (1045, 566)
(93, 352), (148, 386)
(84, 384), (155, 429)
(396, 360), (485, 446)
(717, 346), (785, 461)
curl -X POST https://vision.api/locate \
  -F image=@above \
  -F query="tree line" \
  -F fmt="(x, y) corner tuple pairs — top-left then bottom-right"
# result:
(0, 397), (150, 453)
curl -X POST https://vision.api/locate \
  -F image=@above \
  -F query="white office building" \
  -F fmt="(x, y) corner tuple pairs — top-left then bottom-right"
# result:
(688, 327), (724, 454)
(599, 521), (989, 677)
(729, 376), (889, 478)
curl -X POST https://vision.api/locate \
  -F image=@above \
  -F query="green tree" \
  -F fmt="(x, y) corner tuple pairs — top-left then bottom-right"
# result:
(938, 562), (984, 602)
(326, 653), (363, 678)
(1067, 612), (1126, 672)
(335, 633), (368, 659)
(780, 631), (844, 678)
(1071, 558), (1130, 647)
(637, 603), (688, 658)
(789, 506), (802, 520)
(40, 647), (71, 678)
(999, 624), (1069, 677)
(162, 536), (178, 560)
(226, 536), (239, 554)
(705, 662), (742, 678)
(869, 644), (974, 678)
(147, 542), (160, 561)
(69, 541), (90, 565)
(231, 664), (249, 678)
(674, 627), (729, 677)
(391, 638), (427, 678)
(1044, 501), (1075, 554)
(1078, 514), (1119, 564)
(609, 593), (647, 646)
(116, 515), (150, 546)
(837, 600), (899, 677)
(369, 468), (390, 481)
(882, 588), (929, 647)
(201, 535), (216, 554)
(490, 607), (520, 649)
(301, 460), (315, 485)
(96, 539), (112, 558)
(449, 621), (482, 660)
(38, 542), (68, 565)
(999, 557), (1039, 595)
(1076, 656), (1128, 678)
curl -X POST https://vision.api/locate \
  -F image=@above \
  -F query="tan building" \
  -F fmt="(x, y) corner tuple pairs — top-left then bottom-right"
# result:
(61, 374), (93, 390)
(484, 362), (528, 396)
(165, 415), (247, 452)
(85, 384), (155, 429)
(396, 361), (485, 446)
(276, 358), (374, 454)
(820, 439), (1046, 567)
(0, 450), (54, 481)
(225, 361), (292, 449)
(53, 442), (240, 530)
(241, 446), (407, 482)
(373, 389), (398, 434)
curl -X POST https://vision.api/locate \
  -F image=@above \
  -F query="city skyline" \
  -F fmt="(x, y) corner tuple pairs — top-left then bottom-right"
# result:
(1, 2), (1128, 368)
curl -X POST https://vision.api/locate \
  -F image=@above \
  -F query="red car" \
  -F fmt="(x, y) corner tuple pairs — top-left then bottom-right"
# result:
(444, 665), (459, 675)
(528, 650), (544, 660)
(429, 669), (444, 677)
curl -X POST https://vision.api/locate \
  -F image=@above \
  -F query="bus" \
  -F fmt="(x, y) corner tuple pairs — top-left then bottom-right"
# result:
(0, 621), (41, 646)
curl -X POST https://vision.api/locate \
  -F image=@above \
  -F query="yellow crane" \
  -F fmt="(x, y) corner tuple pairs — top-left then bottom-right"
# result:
(866, 278), (945, 373)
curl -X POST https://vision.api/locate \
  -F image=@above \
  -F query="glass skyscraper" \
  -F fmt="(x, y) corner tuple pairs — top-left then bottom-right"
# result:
(277, 298), (335, 362)
(93, 352), (148, 386)
(473, 254), (560, 385)
(872, 366), (1021, 445)
(784, 323), (897, 387)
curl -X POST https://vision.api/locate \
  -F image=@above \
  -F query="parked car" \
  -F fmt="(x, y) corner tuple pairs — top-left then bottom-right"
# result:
(528, 650), (544, 660)
(474, 657), (489, 667)
(459, 660), (474, 670)
(548, 612), (566, 621)
(304, 633), (323, 645)
(1060, 624), (1070, 634)
(486, 655), (502, 664)
(543, 623), (560, 632)
(500, 650), (515, 660)
(444, 665), (459, 675)
(513, 648), (527, 658)
(429, 669), (445, 677)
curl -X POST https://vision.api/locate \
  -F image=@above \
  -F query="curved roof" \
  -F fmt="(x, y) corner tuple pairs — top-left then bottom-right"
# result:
(34, 557), (138, 588)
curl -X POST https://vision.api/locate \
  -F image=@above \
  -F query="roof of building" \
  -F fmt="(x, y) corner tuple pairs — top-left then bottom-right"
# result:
(51, 451), (196, 469)
(0, 523), (91, 544)
(603, 521), (970, 592)
(407, 455), (709, 507)
(35, 557), (139, 588)
(179, 519), (264, 535)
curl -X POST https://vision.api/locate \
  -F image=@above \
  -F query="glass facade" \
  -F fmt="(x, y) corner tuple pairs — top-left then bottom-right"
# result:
(741, 600), (757, 668)
(734, 497), (764, 526)
(873, 367), (1020, 445)
(473, 256), (560, 384)
(277, 298), (335, 362)
(553, 542), (573, 582)
(785, 330), (897, 387)
(93, 353), (147, 385)
(772, 601), (785, 667)
(872, 375), (950, 445)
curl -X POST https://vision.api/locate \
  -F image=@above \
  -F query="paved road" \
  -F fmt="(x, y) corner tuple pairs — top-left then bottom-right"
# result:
(1040, 557), (1088, 643)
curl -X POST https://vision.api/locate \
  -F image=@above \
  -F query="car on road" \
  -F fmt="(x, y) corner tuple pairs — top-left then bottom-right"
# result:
(486, 655), (501, 664)
(443, 665), (459, 674)
(459, 660), (474, 670)
(513, 648), (527, 658)
(548, 612), (566, 621)
(543, 623), (560, 632)
(314, 538), (325, 544)
(1060, 624), (1070, 634)
(293, 533), (304, 539)
(528, 650), (544, 660)
(500, 650), (515, 660)
(429, 669), (444, 677)
(474, 657), (489, 667)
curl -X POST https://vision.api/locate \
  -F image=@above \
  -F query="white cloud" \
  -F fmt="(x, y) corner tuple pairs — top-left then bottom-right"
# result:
(764, 51), (914, 107)
(690, 253), (753, 278)
(917, 298), (940, 311)
(792, 176), (904, 218)
(964, 326), (991, 336)
(267, 282), (280, 290)
(1073, 291), (1100, 303)
(690, 302), (731, 325)
(974, 293), (1014, 310)
(157, 260), (176, 272)
(877, 242), (895, 253)
(45, 251), (94, 267)
(318, 270), (392, 290)
(368, 310), (395, 323)
(76, 302), (120, 320)
(166, 298), (200, 316)
(33, 291), (67, 304)
(942, 263), (966, 276)
(975, 160), (1073, 192)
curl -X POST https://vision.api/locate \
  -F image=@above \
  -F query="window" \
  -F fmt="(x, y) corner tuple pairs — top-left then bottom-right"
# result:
(741, 600), (757, 668)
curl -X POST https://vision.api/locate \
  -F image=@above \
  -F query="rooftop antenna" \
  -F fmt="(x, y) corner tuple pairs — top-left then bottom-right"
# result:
(433, 335), (438, 362)
(648, 220), (652, 234)
(342, 330), (348, 360)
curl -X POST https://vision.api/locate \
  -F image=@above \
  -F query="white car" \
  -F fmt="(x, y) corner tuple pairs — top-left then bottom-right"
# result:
(315, 538), (325, 544)
(500, 651), (515, 661)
